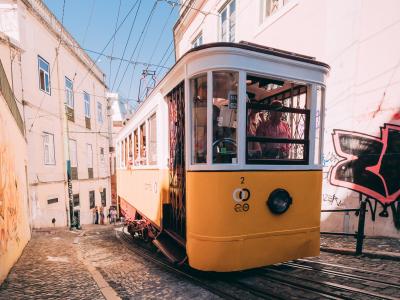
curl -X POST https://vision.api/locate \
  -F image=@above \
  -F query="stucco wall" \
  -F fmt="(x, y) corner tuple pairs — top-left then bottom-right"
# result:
(0, 93), (31, 283)
(174, 0), (400, 237)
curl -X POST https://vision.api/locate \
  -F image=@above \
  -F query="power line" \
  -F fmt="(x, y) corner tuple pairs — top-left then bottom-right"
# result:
(114, 1), (159, 93)
(147, 5), (175, 69)
(109, 0), (122, 88)
(61, 43), (171, 70)
(81, 0), (96, 47)
(140, 46), (174, 101)
(160, 0), (217, 16)
(154, 40), (173, 75)
(139, 4), (176, 99)
(74, 0), (141, 91)
(110, 0), (142, 91)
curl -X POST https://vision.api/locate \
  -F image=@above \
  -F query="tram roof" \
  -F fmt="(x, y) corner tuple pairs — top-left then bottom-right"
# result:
(122, 41), (329, 131)
(189, 41), (330, 69)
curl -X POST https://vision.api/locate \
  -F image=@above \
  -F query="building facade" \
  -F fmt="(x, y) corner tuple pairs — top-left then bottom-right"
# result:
(174, 0), (400, 237)
(0, 0), (112, 228)
(0, 56), (31, 282)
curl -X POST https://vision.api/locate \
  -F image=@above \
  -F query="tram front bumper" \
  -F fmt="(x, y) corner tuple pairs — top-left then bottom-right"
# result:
(186, 227), (320, 272)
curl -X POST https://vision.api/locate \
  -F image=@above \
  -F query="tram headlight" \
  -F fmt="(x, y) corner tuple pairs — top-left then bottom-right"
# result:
(267, 189), (292, 215)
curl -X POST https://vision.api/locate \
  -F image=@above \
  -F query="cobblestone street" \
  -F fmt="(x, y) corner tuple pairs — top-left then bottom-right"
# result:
(1, 225), (400, 299)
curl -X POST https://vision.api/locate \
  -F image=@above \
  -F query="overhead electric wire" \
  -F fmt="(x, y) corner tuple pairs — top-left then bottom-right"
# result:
(146, 5), (175, 70)
(81, 0), (96, 47)
(75, 0), (141, 91)
(60, 43), (171, 70)
(160, 0), (217, 16)
(109, 0), (122, 87)
(114, 1), (158, 94)
(110, 0), (142, 92)
(139, 4), (176, 100)
(154, 39), (173, 74)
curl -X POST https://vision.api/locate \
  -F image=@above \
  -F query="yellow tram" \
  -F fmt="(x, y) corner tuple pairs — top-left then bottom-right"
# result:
(116, 42), (329, 272)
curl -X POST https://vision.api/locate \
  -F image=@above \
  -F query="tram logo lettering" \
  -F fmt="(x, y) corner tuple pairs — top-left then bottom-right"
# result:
(232, 188), (251, 213)
(330, 123), (400, 206)
(232, 188), (251, 203)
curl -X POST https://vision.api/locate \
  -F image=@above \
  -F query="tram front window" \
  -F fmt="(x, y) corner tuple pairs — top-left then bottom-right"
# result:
(246, 74), (310, 164)
(212, 71), (238, 164)
(190, 74), (207, 164)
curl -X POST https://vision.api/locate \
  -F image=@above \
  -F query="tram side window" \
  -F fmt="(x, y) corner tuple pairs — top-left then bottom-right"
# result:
(140, 123), (147, 165)
(128, 134), (132, 167)
(212, 71), (238, 164)
(190, 74), (207, 164)
(125, 137), (129, 166)
(246, 74), (310, 164)
(148, 113), (157, 165)
(120, 141), (124, 168)
(133, 129), (139, 166)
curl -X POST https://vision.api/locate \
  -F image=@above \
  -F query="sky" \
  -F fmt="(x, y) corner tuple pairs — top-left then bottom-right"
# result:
(43, 0), (179, 110)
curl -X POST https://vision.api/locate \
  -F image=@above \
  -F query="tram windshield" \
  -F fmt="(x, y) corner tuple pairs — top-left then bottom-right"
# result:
(212, 71), (238, 164)
(246, 74), (309, 164)
(190, 72), (314, 167)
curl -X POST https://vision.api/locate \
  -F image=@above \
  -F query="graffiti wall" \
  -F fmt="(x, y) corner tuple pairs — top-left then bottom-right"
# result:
(322, 119), (400, 235)
(0, 94), (31, 283)
(316, 0), (400, 238)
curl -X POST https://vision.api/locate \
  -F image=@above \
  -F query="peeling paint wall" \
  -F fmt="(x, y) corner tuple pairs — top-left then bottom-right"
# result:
(0, 92), (30, 283)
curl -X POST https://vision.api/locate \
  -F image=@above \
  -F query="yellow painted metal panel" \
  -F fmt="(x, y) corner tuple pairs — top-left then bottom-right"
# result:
(117, 168), (169, 227)
(186, 170), (322, 271)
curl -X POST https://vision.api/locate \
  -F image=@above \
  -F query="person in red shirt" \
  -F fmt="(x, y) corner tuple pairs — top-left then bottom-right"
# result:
(256, 100), (291, 159)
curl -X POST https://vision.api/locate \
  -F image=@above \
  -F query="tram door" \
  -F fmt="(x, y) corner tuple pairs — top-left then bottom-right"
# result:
(165, 82), (186, 239)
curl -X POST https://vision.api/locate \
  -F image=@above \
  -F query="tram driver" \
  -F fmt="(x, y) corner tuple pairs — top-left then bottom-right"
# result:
(256, 100), (291, 159)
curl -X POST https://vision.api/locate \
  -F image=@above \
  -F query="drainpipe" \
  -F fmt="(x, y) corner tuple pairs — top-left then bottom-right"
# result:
(55, 46), (73, 229)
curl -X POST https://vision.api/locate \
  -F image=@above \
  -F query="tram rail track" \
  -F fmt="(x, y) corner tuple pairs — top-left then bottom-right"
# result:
(281, 261), (400, 289)
(296, 258), (400, 280)
(258, 267), (399, 300)
(116, 228), (280, 299)
(116, 228), (400, 300)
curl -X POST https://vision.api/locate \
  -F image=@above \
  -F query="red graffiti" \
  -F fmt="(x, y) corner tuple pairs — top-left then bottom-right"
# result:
(330, 124), (400, 206)
(393, 112), (400, 120)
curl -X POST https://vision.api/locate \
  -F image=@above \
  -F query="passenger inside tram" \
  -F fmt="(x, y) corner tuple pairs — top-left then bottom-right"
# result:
(256, 100), (291, 159)
(246, 74), (308, 162)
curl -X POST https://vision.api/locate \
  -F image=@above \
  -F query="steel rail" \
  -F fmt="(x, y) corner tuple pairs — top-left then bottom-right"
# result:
(297, 258), (400, 279)
(282, 261), (400, 288)
(242, 271), (342, 300)
(259, 268), (399, 300)
(118, 230), (345, 299)
(116, 229), (399, 300)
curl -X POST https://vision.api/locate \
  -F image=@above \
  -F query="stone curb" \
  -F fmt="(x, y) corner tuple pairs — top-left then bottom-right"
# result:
(320, 247), (400, 261)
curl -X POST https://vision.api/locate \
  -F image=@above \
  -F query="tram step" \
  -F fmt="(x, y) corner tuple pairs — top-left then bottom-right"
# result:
(153, 232), (187, 265)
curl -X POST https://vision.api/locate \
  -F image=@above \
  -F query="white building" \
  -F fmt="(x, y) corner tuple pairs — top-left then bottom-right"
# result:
(0, 0), (112, 228)
(174, 0), (400, 237)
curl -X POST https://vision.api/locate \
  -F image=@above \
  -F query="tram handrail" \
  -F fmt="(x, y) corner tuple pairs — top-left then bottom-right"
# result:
(320, 198), (367, 255)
